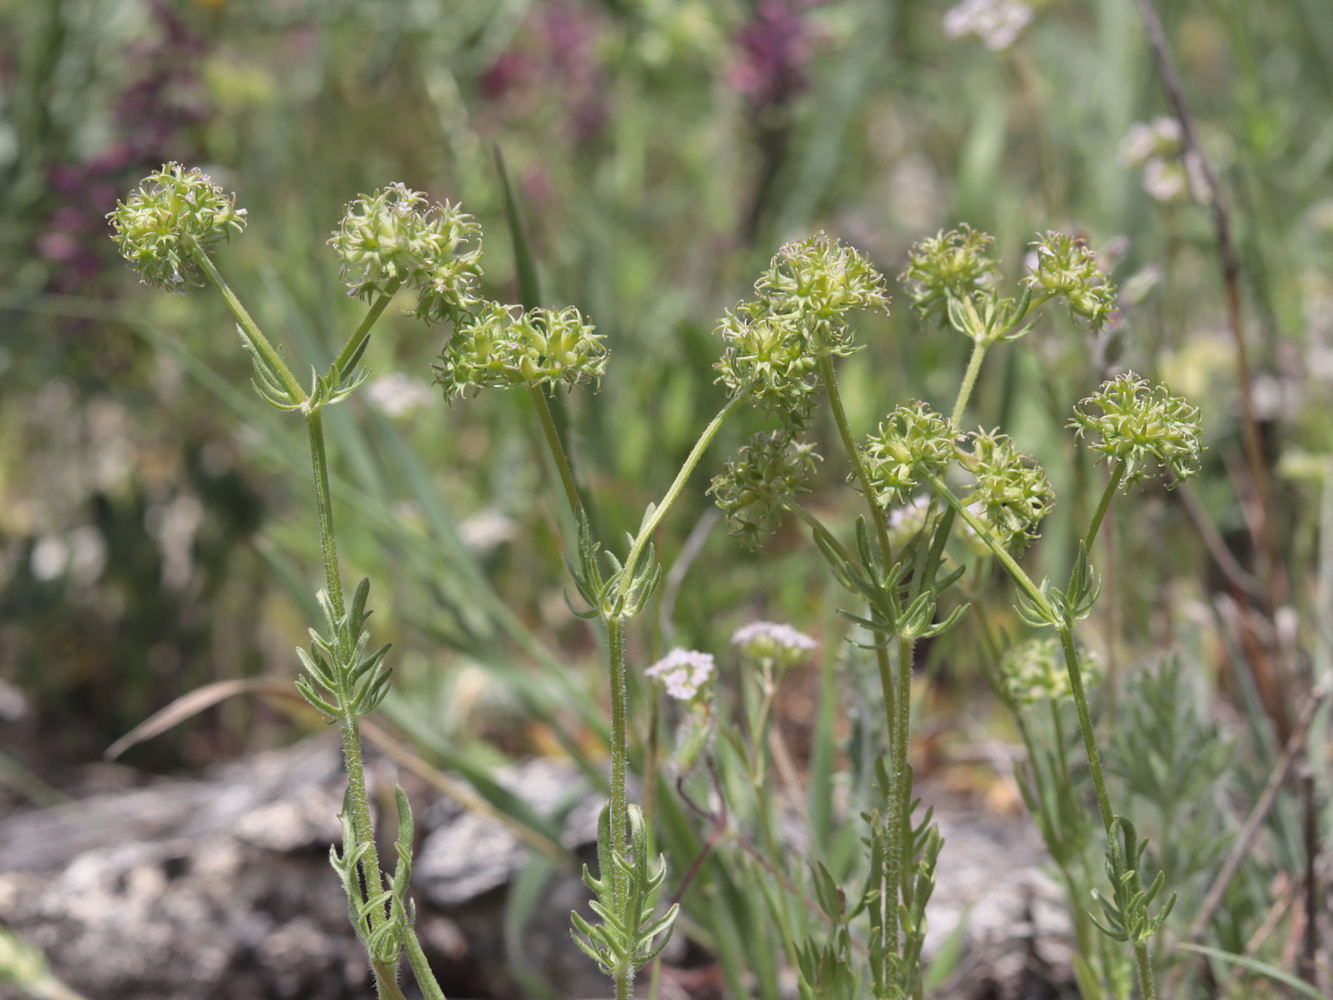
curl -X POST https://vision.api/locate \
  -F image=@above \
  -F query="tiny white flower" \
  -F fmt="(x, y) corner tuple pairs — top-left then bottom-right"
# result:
(943, 0), (1034, 52)
(645, 648), (715, 701)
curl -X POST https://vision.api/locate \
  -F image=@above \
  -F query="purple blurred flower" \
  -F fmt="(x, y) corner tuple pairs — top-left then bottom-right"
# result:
(38, 1), (211, 292)
(728, 0), (821, 111)
(480, 1), (608, 141)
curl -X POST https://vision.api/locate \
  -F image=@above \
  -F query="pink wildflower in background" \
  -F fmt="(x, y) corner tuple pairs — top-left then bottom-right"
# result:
(645, 648), (716, 701)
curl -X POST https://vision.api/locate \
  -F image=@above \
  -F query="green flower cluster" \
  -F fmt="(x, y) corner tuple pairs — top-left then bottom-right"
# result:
(107, 162), (248, 290)
(898, 224), (998, 323)
(433, 302), (607, 398)
(709, 430), (820, 549)
(716, 233), (887, 422)
(1000, 636), (1099, 705)
(859, 401), (959, 508)
(1071, 373), (1203, 488)
(328, 183), (483, 324)
(957, 429), (1055, 551)
(1024, 232), (1118, 331)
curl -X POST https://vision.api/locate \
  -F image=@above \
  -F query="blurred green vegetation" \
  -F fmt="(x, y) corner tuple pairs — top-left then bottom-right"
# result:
(1, 0), (1331, 994)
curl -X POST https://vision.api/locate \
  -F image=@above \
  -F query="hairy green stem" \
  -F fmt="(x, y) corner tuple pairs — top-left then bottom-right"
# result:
(604, 614), (633, 1000)
(331, 279), (404, 378)
(1082, 460), (1126, 554)
(816, 351), (909, 985)
(951, 340), (989, 427)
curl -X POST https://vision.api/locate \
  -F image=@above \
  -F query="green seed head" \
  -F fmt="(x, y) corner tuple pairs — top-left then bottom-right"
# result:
(899, 224), (999, 323)
(1024, 232), (1118, 331)
(432, 302), (607, 399)
(958, 428), (1055, 552)
(1071, 373), (1203, 488)
(107, 163), (247, 291)
(709, 430), (820, 549)
(859, 401), (960, 508)
(329, 183), (483, 323)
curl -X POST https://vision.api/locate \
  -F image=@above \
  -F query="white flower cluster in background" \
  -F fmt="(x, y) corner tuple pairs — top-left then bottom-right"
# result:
(364, 372), (436, 417)
(645, 648), (716, 700)
(1118, 116), (1211, 204)
(731, 620), (817, 667)
(943, 0), (1034, 52)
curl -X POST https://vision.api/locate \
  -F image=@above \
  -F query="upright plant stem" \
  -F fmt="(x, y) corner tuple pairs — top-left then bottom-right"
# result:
(306, 409), (388, 926)
(604, 614), (633, 1000)
(951, 340), (989, 427)
(529, 384), (584, 520)
(816, 352), (909, 981)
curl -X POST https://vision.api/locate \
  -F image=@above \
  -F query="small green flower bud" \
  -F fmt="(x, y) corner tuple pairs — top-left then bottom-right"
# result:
(859, 401), (960, 508)
(329, 183), (482, 323)
(1023, 232), (1118, 331)
(957, 428), (1054, 551)
(899, 224), (998, 323)
(432, 302), (607, 398)
(709, 430), (820, 549)
(1070, 373), (1203, 488)
(107, 163), (247, 290)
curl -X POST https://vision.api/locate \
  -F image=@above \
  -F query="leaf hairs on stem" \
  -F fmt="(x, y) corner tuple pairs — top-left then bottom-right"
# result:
(108, 163), (247, 290)
(1071, 373), (1203, 488)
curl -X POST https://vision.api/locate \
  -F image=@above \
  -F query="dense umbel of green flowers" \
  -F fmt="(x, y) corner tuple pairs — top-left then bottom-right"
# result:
(859, 401), (960, 508)
(432, 302), (608, 398)
(709, 430), (820, 548)
(1071, 373), (1203, 487)
(328, 182), (483, 324)
(107, 162), (248, 290)
(957, 428), (1055, 551)
(716, 233), (888, 421)
(898, 224), (998, 322)
(1024, 232), (1118, 331)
